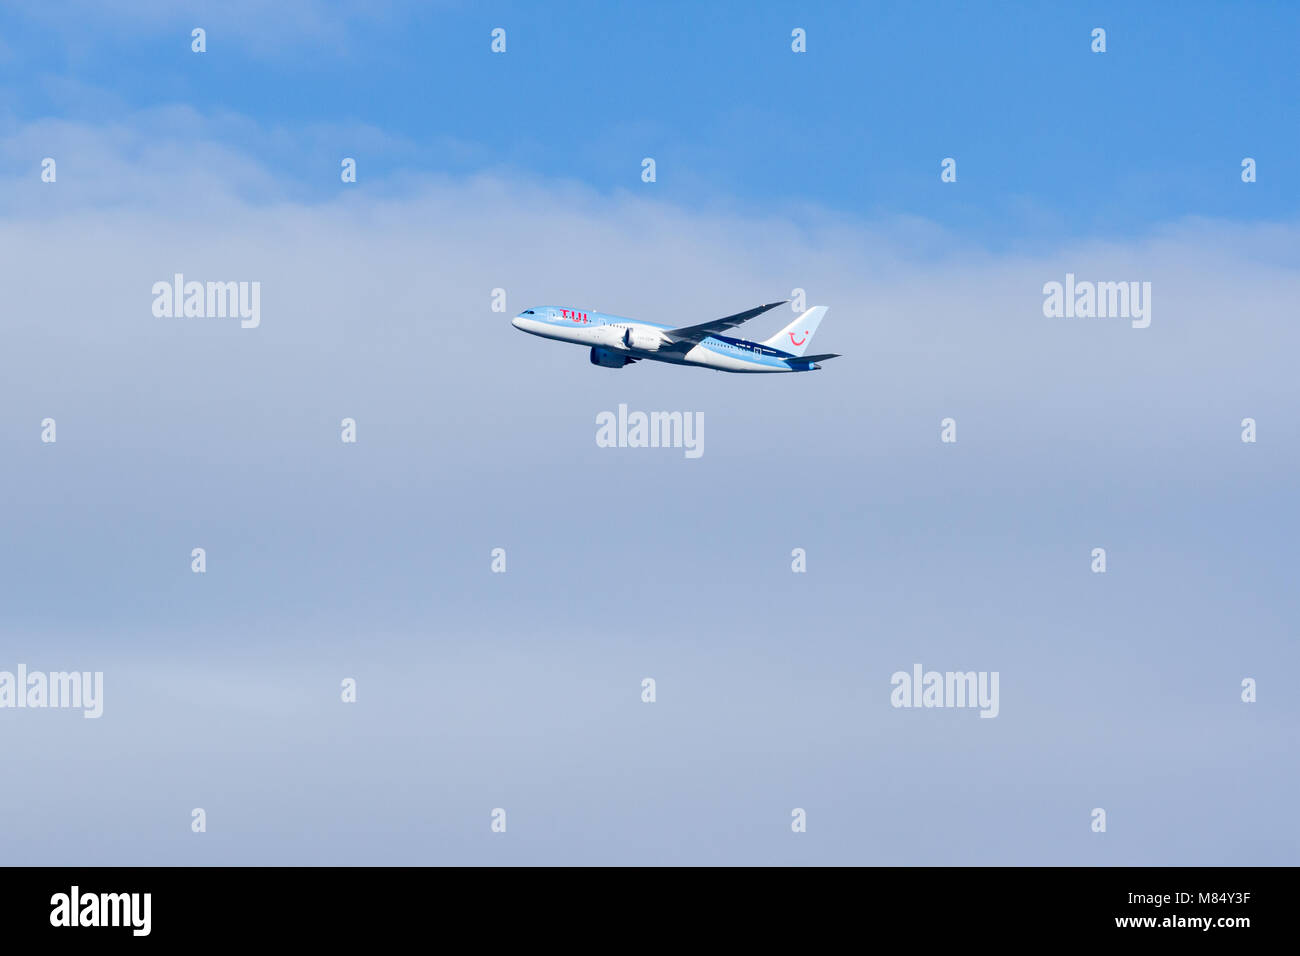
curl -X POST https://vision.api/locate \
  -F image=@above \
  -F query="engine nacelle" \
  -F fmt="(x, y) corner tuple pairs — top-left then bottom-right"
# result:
(623, 327), (665, 351)
(590, 346), (632, 368)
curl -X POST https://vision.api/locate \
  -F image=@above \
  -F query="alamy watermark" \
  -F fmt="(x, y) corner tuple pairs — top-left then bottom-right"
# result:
(890, 663), (999, 718)
(1042, 273), (1151, 328)
(50, 886), (150, 936)
(596, 404), (703, 459)
(0, 665), (103, 718)
(152, 273), (261, 328)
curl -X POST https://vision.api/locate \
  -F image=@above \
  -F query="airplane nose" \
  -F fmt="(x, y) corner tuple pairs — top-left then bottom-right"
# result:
(511, 316), (523, 329)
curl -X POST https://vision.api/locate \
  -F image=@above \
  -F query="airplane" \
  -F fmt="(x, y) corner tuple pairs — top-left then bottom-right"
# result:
(511, 300), (840, 373)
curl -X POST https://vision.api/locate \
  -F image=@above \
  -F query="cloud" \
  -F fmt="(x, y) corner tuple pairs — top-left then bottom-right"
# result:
(6, 111), (1297, 638)
(3, 109), (1299, 865)
(5, 111), (1298, 446)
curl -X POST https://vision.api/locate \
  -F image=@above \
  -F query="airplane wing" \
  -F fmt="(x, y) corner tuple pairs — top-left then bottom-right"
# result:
(663, 300), (788, 345)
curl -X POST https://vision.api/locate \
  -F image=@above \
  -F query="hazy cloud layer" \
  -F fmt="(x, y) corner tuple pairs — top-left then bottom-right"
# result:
(3, 115), (1297, 864)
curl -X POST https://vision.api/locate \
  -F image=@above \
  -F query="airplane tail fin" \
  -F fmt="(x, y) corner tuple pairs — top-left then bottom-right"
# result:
(762, 306), (827, 356)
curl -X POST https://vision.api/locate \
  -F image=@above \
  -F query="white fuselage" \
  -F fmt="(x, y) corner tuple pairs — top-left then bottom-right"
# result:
(511, 307), (813, 373)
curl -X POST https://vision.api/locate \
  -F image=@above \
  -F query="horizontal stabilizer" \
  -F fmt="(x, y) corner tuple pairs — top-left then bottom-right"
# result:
(791, 353), (840, 363)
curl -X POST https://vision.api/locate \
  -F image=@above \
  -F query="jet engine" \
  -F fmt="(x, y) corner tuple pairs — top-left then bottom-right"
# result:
(590, 346), (632, 368)
(623, 327), (665, 351)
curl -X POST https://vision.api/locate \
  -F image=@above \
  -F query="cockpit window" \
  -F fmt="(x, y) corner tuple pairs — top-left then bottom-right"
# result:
(521, 310), (535, 315)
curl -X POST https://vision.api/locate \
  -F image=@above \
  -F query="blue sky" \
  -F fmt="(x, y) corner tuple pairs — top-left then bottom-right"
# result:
(4, 2), (1296, 242)
(1, 2), (1297, 865)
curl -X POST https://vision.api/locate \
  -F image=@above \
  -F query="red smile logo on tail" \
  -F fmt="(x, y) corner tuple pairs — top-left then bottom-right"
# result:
(789, 330), (808, 347)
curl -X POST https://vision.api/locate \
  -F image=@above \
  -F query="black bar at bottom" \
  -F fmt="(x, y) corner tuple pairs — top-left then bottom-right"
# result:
(0, 866), (1282, 942)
